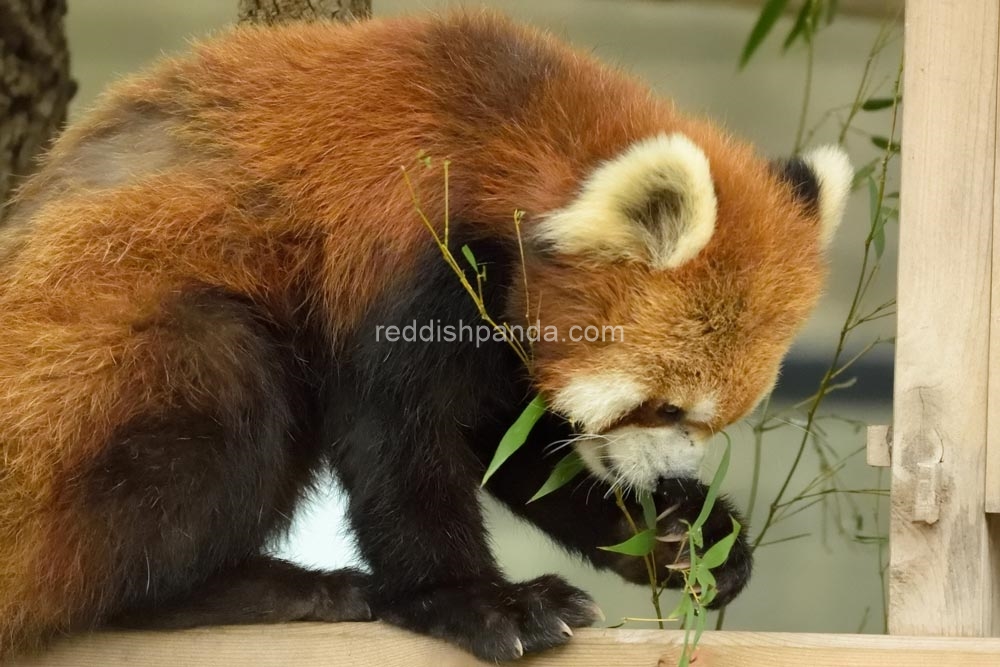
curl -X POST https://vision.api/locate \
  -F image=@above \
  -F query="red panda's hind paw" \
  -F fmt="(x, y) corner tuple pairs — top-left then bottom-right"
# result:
(108, 557), (372, 629)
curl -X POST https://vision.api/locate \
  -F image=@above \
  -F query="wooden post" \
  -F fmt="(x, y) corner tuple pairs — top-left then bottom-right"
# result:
(891, 0), (1000, 636)
(988, 0), (1000, 515)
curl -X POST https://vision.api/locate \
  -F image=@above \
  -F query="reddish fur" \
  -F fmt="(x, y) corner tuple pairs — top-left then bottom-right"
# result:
(0, 11), (827, 658)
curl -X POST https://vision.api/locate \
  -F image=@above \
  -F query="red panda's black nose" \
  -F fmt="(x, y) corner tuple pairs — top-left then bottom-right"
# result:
(655, 403), (686, 426)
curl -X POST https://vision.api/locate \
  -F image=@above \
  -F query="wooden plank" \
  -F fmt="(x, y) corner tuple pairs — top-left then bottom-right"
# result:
(14, 625), (1000, 667)
(987, 0), (1000, 514)
(866, 424), (891, 467)
(892, 0), (1000, 635)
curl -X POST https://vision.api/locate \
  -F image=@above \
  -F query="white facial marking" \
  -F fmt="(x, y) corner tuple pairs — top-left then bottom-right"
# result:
(532, 133), (717, 269)
(549, 372), (645, 433)
(801, 145), (852, 248)
(574, 425), (706, 491)
(687, 395), (718, 424)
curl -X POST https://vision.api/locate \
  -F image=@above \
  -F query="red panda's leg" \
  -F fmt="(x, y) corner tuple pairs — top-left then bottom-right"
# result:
(107, 556), (370, 629)
(78, 400), (372, 630)
(7, 286), (366, 650)
(323, 238), (602, 661)
(330, 384), (600, 662)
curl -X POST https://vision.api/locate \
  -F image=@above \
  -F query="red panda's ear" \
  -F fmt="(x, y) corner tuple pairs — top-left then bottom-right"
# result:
(802, 145), (852, 249)
(776, 145), (852, 249)
(531, 133), (717, 270)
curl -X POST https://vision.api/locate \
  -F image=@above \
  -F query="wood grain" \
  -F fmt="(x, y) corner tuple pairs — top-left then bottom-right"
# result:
(891, 0), (1000, 636)
(13, 625), (1000, 667)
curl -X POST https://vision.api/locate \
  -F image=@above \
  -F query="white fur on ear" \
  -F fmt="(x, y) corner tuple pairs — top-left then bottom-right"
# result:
(532, 133), (717, 270)
(801, 145), (853, 248)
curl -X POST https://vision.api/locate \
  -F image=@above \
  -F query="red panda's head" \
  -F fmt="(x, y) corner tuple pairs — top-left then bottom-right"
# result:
(517, 133), (852, 491)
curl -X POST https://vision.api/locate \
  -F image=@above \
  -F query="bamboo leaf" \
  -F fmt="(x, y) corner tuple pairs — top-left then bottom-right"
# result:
(690, 608), (708, 658)
(873, 224), (886, 258)
(640, 491), (657, 530)
(739, 0), (790, 68)
(700, 517), (742, 569)
(481, 395), (546, 486)
(870, 135), (900, 153)
(826, 0), (839, 24)
(850, 160), (877, 191)
(461, 244), (478, 271)
(668, 592), (693, 620)
(692, 437), (732, 531)
(867, 177), (879, 221)
(695, 566), (717, 593)
(782, 1), (811, 50)
(598, 529), (656, 556)
(867, 177), (887, 258)
(528, 451), (586, 503)
(861, 95), (900, 111)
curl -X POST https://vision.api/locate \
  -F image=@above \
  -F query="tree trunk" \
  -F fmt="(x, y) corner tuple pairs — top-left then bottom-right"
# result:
(238, 0), (371, 25)
(0, 0), (75, 217)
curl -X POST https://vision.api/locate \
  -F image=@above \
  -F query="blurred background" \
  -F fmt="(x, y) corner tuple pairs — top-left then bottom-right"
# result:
(63, 0), (899, 634)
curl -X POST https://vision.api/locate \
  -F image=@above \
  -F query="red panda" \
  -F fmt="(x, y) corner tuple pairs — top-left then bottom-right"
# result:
(0, 11), (851, 662)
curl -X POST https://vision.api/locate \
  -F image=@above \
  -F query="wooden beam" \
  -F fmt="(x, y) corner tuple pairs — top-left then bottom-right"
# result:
(14, 625), (1000, 667)
(987, 0), (1000, 514)
(891, 0), (1000, 636)
(866, 424), (891, 467)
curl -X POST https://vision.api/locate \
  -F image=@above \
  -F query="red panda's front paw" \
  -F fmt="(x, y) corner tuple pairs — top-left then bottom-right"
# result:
(375, 575), (600, 661)
(653, 478), (753, 608)
(607, 479), (753, 608)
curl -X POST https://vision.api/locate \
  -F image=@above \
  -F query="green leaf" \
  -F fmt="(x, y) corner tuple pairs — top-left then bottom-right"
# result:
(873, 222), (886, 258)
(826, 0), (840, 24)
(867, 177), (887, 258)
(481, 395), (547, 486)
(668, 592), (693, 620)
(850, 160), (877, 191)
(694, 566), (717, 593)
(528, 451), (586, 503)
(867, 177), (879, 222)
(739, 0), (790, 68)
(461, 244), (478, 271)
(598, 529), (656, 556)
(692, 436), (732, 531)
(698, 567), (719, 607)
(640, 491), (657, 530)
(870, 135), (900, 153)
(690, 606), (708, 657)
(861, 95), (900, 111)
(782, 1), (811, 50)
(701, 517), (742, 569)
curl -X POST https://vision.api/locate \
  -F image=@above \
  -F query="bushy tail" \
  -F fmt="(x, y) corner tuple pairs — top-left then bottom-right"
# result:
(0, 606), (53, 665)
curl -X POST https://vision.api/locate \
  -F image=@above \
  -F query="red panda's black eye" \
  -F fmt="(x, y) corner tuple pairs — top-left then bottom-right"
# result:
(656, 404), (685, 425)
